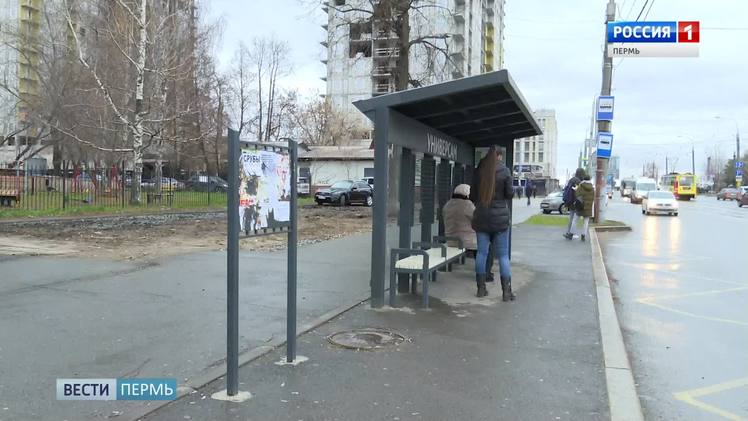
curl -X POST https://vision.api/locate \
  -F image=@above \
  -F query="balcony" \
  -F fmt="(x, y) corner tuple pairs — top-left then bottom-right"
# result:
(372, 66), (393, 76)
(453, 11), (465, 24)
(351, 33), (373, 42)
(372, 82), (395, 95)
(374, 47), (399, 58)
(373, 30), (398, 40)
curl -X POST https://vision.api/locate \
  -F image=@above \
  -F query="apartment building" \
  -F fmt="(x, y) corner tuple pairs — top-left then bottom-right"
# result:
(514, 109), (558, 179)
(0, 0), (51, 168)
(322, 0), (506, 130)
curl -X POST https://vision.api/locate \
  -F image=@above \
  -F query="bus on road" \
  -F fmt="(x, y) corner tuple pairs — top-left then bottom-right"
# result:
(660, 172), (697, 200)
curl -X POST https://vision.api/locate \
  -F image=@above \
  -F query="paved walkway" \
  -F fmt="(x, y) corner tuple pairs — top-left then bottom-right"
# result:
(145, 225), (608, 421)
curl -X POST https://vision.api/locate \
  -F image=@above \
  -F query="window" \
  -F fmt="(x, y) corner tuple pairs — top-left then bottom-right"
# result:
(364, 167), (374, 178)
(538, 142), (544, 151)
(524, 141), (530, 150)
(538, 152), (544, 162)
(524, 152), (530, 162)
(334, 0), (345, 5)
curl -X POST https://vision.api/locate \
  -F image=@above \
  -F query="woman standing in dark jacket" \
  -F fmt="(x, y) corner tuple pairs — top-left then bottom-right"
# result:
(471, 149), (515, 300)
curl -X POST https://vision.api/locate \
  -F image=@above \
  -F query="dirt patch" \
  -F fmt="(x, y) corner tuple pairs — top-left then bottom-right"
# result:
(0, 205), (373, 260)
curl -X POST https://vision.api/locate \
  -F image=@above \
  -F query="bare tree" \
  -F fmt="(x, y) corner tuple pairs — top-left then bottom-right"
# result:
(227, 36), (292, 143)
(323, 0), (457, 91)
(288, 96), (369, 146)
(59, 0), (209, 203)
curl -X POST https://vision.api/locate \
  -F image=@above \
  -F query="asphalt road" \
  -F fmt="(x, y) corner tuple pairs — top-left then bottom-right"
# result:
(600, 194), (748, 420)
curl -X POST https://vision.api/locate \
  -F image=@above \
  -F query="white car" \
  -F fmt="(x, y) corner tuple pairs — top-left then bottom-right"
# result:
(642, 191), (679, 216)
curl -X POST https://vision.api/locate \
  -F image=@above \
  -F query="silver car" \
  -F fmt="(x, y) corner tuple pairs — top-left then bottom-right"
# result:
(540, 190), (567, 214)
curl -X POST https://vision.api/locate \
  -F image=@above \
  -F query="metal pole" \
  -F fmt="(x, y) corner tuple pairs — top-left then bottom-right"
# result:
(594, 0), (615, 222)
(691, 145), (695, 174)
(226, 128), (240, 396)
(286, 139), (298, 363)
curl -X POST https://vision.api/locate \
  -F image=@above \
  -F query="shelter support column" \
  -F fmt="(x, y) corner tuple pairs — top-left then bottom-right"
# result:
(452, 163), (465, 189)
(370, 108), (390, 308)
(397, 148), (415, 293)
(436, 160), (452, 237)
(420, 155), (436, 242)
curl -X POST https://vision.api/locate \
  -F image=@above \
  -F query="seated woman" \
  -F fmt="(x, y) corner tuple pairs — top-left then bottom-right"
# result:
(442, 184), (477, 257)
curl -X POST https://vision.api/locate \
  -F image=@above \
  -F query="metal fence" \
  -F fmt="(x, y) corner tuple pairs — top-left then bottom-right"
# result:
(0, 161), (227, 212)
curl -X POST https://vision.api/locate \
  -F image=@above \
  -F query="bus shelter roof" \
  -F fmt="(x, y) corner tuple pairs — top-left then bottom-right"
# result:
(354, 70), (542, 149)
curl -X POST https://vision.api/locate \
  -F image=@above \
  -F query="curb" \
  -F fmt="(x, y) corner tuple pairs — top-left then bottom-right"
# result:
(127, 295), (370, 421)
(590, 228), (644, 421)
(593, 225), (632, 233)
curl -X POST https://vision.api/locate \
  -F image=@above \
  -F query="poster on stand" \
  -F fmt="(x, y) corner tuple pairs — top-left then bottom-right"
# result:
(238, 148), (291, 233)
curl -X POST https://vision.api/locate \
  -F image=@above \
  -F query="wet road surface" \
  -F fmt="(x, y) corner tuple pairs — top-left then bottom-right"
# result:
(600, 195), (748, 420)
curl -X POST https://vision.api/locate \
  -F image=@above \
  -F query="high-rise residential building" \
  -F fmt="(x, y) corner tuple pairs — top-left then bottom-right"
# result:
(514, 109), (557, 179)
(321, 0), (505, 131)
(607, 155), (620, 180)
(0, 0), (49, 168)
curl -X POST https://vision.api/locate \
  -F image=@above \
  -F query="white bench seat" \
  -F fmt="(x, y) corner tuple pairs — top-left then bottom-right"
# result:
(390, 239), (468, 308)
(395, 253), (445, 270)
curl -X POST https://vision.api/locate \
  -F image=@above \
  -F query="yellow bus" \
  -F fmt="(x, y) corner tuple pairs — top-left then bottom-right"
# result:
(660, 173), (697, 200)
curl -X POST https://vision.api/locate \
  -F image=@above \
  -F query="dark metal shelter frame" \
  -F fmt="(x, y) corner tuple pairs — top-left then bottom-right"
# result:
(353, 70), (542, 308)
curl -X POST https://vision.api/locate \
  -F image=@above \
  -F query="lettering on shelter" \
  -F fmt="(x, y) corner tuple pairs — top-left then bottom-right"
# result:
(426, 132), (459, 161)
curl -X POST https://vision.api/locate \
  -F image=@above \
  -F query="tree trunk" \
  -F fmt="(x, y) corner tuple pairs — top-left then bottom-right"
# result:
(130, 0), (148, 205)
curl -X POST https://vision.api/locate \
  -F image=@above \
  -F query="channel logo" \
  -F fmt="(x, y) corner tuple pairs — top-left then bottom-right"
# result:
(606, 21), (700, 57)
(56, 378), (177, 401)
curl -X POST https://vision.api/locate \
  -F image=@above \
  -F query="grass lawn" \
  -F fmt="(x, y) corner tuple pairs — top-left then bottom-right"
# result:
(524, 213), (627, 228)
(0, 190), (228, 219)
(525, 214), (569, 226)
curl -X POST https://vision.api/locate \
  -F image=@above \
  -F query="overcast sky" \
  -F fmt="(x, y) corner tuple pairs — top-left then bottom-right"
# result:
(207, 0), (748, 180)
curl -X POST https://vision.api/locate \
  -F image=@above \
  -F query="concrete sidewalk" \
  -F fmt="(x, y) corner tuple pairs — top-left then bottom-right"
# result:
(144, 225), (609, 421)
(0, 227), (381, 421)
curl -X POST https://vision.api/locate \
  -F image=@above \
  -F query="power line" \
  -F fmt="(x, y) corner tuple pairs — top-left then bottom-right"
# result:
(635, 0), (650, 21)
(625, 0), (639, 20)
(642, 0), (656, 21)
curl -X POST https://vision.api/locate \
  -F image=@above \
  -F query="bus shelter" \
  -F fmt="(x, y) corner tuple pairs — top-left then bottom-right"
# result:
(354, 70), (541, 307)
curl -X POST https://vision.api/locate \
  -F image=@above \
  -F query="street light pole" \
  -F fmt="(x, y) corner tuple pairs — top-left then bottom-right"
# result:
(716, 116), (742, 187)
(594, 0), (616, 223)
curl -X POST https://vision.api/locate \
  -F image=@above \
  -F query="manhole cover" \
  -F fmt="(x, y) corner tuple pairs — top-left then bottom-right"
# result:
(327, 328), (406, 350)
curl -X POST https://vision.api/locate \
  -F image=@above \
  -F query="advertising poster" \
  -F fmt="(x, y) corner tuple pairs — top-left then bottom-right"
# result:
(239, 149), (291, 233)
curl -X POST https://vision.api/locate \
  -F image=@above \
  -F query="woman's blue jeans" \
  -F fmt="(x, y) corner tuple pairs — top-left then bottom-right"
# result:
(475, 230), (511, 279)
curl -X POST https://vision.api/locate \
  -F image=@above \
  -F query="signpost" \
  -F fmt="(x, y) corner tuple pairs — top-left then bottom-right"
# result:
(597, 96), (615, 121)
(217, 129), (301, 402)
(597, 132), (614, 159)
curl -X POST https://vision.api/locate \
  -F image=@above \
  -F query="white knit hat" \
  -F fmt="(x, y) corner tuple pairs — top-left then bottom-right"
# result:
(454, 184), (470, 197)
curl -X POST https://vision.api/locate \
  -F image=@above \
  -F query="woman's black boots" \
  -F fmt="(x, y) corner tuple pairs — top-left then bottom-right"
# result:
(476, 274), (488, 297)
(501, 277), (516, 302)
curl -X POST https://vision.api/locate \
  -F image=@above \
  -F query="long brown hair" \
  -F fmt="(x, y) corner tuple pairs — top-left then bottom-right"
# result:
(478, 149), (497, 206)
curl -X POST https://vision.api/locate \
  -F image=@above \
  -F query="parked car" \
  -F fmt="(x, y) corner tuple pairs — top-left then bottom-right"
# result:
(186, 175), (228, 192)
(738, 187), (748, 207)
(642, 190), (679, 216)
(140, 178), (155, 189)
(540, 190), (566, 214)
(717, 187), (739, 201)
(315, 180), (373, 206)
(159, 177), (185, 191)
(361, 176), (375, 191)
(297, 177), (311, 196)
